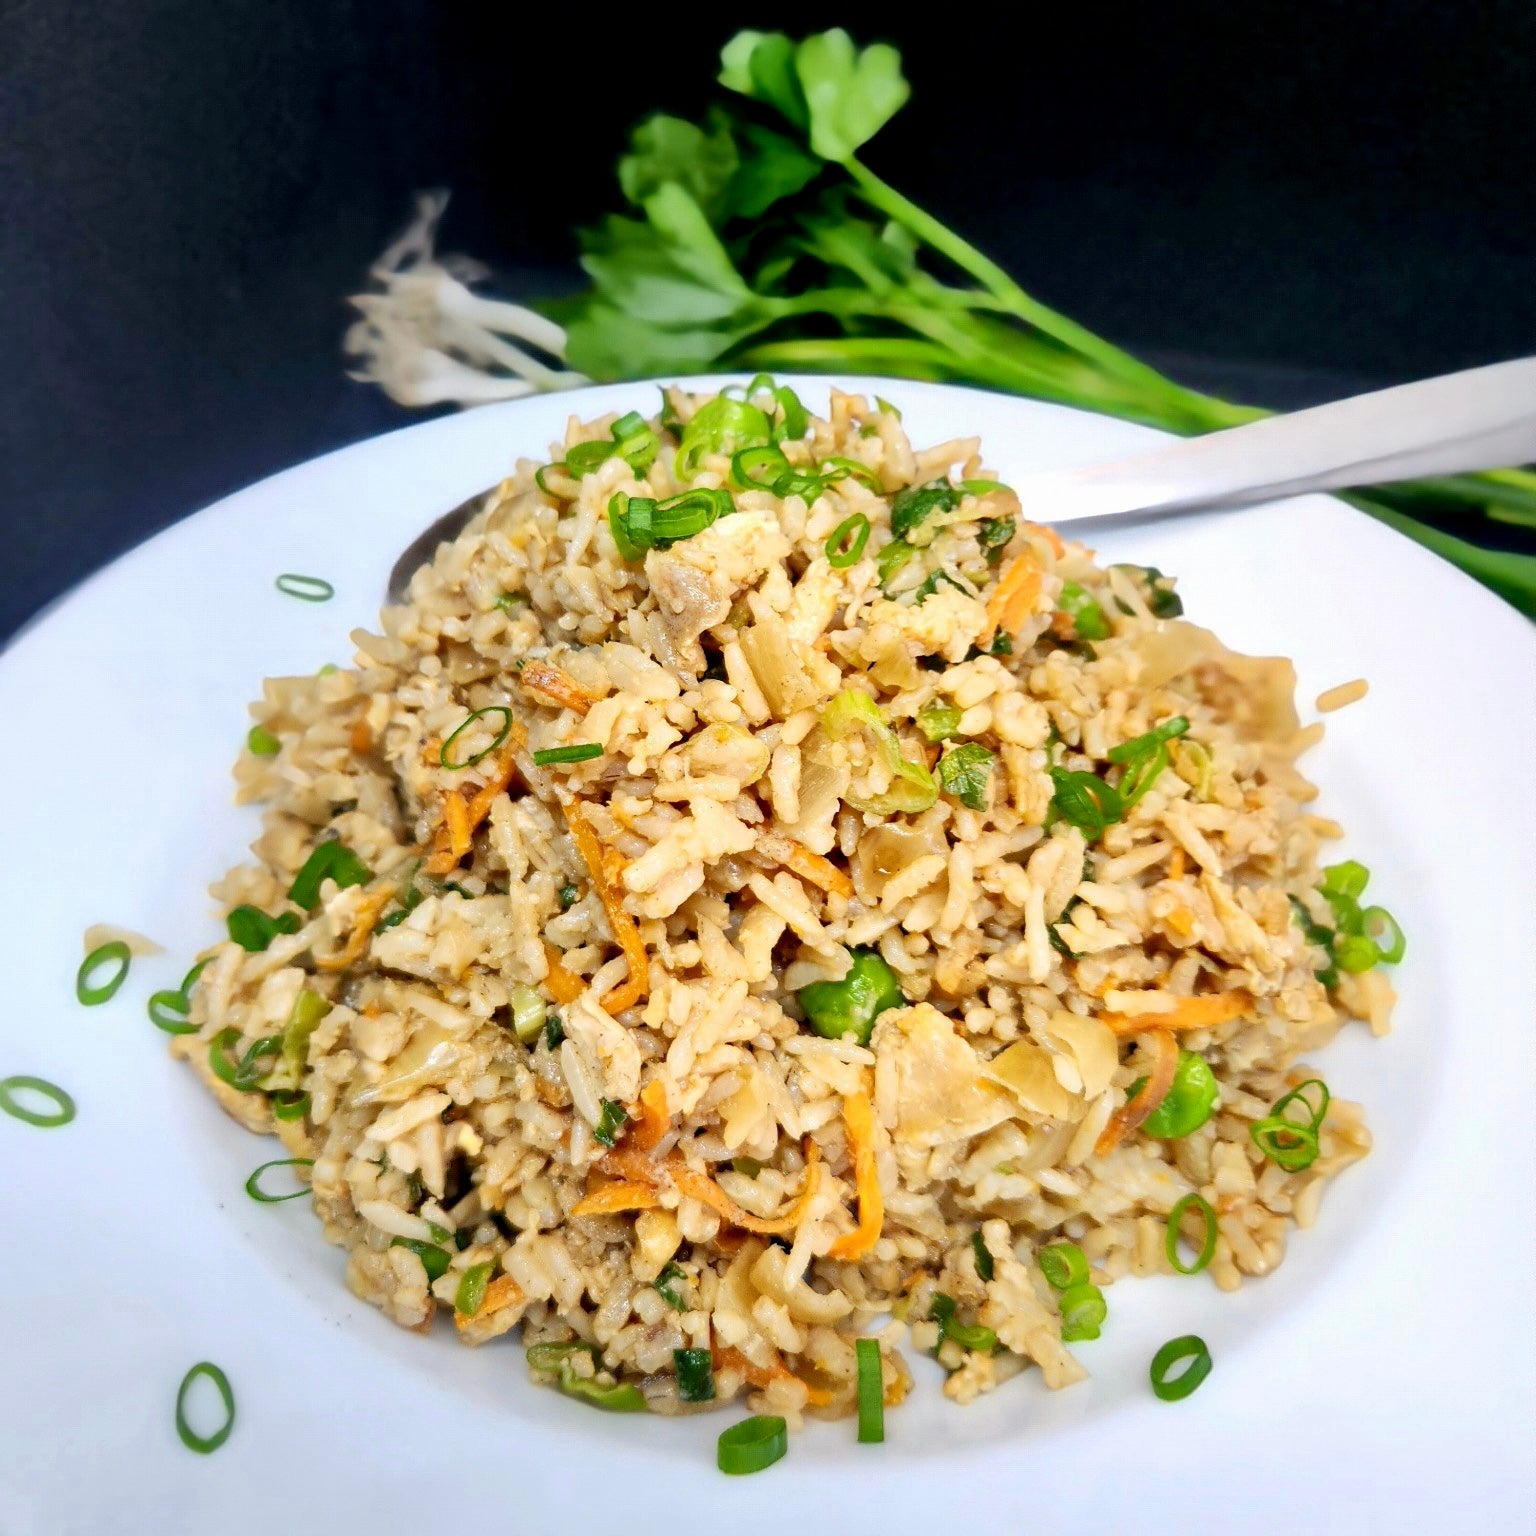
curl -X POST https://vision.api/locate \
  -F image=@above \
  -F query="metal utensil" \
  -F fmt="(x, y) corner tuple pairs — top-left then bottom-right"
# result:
(386, 356), (1536, 601)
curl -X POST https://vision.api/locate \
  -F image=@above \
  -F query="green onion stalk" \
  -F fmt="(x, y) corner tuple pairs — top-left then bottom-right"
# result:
(345, 29), (1536, 614)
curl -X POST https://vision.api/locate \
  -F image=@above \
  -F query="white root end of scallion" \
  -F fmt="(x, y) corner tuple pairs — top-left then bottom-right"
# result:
(344, 190), (588, 408)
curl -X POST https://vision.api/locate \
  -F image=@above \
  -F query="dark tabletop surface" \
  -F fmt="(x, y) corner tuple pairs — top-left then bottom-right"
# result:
(4, 0), (1533, 645)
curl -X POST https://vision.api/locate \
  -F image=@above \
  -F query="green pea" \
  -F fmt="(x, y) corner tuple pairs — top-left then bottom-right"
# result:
(1132, 1051), (1219, 1140)
(797, 949), (905, 1047)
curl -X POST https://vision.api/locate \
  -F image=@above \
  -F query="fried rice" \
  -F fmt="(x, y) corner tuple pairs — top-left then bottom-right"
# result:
(172, 382), (1394, 1426)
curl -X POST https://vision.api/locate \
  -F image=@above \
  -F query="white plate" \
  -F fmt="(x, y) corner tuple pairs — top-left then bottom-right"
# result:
(3, 379), (1533, 1535)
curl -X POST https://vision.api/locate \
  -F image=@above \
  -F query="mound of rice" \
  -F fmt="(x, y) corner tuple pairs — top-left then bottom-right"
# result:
(174, 383), (1392, 1425)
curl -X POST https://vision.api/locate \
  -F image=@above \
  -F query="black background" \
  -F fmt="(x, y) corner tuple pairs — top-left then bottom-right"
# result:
(4, 0), (1534, 641)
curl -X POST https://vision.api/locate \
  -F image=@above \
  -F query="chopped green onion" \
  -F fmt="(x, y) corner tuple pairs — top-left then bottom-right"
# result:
(544, 1014), (566, 1050)
(1048, 767), (1125, 839)
(495, 591), (526, 612)
(76, 941), (131, 1006)
(1112, 564), (1184, 618)
(527, 1339), (597, 1373)
(889, 480), (961, 539)
(989, 632), (1013, 657)
(0, 1075), (76, 1128)
(246, 724), (281, 756)
(978, 516), (1016, 562)
(821, 688), (938, 815)
(558, 1360), (646, 1412)
(855, 1337), (884, 1443)
(271, 988), (331, 1091)
(825, 513), (871, 568)
(732, 1156), (763, 1178)
(820, 456), (882, 491)
(929, 1293), (997, 1354)
(1250, 1117), (1320, 1171)
(455, 1261), (495, 1317)
(226, 905), (301, 952)
(147, 989), (198, 1035)
(608, 487), (735, 559)
(390, 1238), (452, 1282)
(440, 706), (514, 769)
(676, 395), (772, 478)
(1165, 1193), (1219, 1275)
(207, 1029), (282, 1094)
(175, 1362), (235, 1453)
(731, 443), (793, 491)
(1333, 933), (1381, 973)
(244, 1157), (314, 1204)
(1149, 1334), (1212, 1401)
(533, 743), (604, 766)
(1057, 1282), (1108, 1343)
(558, 881), (580, 909)
(1057, 580), (1111, 641)
(271, 1090), (310, 1122)
(798, 948), (904, 1047)
(971, 1230), (994, 1282)
(937, 743), (996, 811)
(425, 1221), (452, 1244)
(287, 839), (371, 910)
(275, 573), (334, 602)
(717, 1414), (788, 1475)
(912, 568), (970, 603)
(916, 701), (963, 742)
(1038, 1241), (1089, 1290)
(317, 663), (338, 676)
(674, 1347), (716, 1403)
(875, 537), (916, 587)
(1361, 906), (1406, 964)
(1320, 860), (1370, 902)
(534, 463), (564, 497)
(1134, 1051), (1219, 1139)
(1107, 716), (1192, 765)
(592, 1099), (627, 1148)
(874, 395), (901, 419)
(653, 1263), (689, 1311)
(509, 982), (547, 1045)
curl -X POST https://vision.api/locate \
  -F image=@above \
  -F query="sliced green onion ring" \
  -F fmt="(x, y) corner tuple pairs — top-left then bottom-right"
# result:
(0, 1075), (76, 1128)
(1250, 1116), (1320, 1171)
(147, 989), (198, 1036)
(825, 513), (871, 568)
(175, 1362), (236, 1453)
(717, 1414), (788, 1475)
(1057, 1282), (1108, 1343)
(455, 1261), (495, 1317)
(1361, 906), (1406, 964)
(731, 444), (792, 491)
(855, 1337), (885, 1443)
(244, 1157), (315, 1203)
(533, 743), (604, 766)
(1165, 1193), (1219, 1275)
(274, 573), (334, 602)
(391, 1237), (451, 1281)
(557, 1360), (646, 1411)
(440, 706), (514, 770)
(971, 1230), (994, 1282)
(526, 1339), (597, 1373)
(77, 941), (131, 1005)
(1150, 1334), (1212, 1401)
(270, 1090), (310, 1122)
(246, 724), (281, 756)
(819, 455), (883, 491)
(1038, 1241), (1090, 1290)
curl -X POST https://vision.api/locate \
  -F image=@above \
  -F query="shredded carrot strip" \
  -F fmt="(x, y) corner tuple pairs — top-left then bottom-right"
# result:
(542, 941), (585, 1005)
(601, 1142), (823, 1237)
(827, 1091), (883, 1261)
(565, 803), (648, 1014)
(1101, 993), (1250, 1037)
(314, 887), (395, 972)
(1025, 520), (1066, 558)
(1167, 847), (1187, 881)
(983, 550), (1042, 642)
(760, 829), (854, 901)
(669, 1142), (821, 1237)
(349, 718), (374, 755)
(520, 661), (597, 715)
(628, 1078), (669, 1151)
(1095, 1027), (1178, 1155)
(426, 734), (523, 875)
(454, 1274), (524, 1330)
(713, 1346), (834, 1408)
(571, 1180), (661, 1217)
